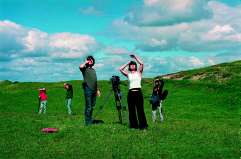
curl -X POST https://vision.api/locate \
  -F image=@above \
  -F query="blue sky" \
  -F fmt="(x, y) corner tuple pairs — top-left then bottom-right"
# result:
(0, 0), (241, 81)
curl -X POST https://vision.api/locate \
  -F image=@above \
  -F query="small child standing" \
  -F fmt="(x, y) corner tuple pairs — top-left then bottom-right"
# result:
(150, 79), (166, 122)
(38, 88), (48, 114)
(64, 83), (73, 115)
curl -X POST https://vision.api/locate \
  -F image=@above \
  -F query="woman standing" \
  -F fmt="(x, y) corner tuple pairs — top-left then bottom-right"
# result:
(119, 54), (148, 130)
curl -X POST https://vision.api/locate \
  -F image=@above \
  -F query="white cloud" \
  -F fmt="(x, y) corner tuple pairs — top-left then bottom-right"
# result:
(204, 24), (241, 42)
(189, 56), (205, 67)
(125, 0), (212, 26)
(24, 29), (48, 52)
(95, 63), (105, 68)
(49, 33), (96, 50)
(104, 46), (130, 55)
(5, 56), (82, 81)
(49, 33), (98, 59)
(209, 25), (234, 34)
(137, 38), (169, 51)
(0, 20), (26, 57)
(149, 39), (167, 47)
(112, 1), (241, 53)
(207, 58), (216, 65)
(0, 20), (100, 81)
(0, 20), (22, 31)
(144, 0), (159, 6)
(80, 6), (102, 16)
(143, 55), (217, 77)
(0, 20), (99, 60)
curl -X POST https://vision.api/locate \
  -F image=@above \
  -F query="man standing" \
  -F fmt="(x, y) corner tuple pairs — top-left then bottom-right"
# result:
(79, 56), (100, 125)
(64, 83), (73, 115)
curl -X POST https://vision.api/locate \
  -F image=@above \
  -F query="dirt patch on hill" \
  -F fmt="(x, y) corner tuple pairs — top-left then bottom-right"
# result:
(161, 73), (184, 80)
(191, 73), (207, 80)
(161, 72), (231, 82)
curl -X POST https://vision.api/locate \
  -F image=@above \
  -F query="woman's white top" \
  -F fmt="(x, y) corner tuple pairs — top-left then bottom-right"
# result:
(128, 72), (142, 89)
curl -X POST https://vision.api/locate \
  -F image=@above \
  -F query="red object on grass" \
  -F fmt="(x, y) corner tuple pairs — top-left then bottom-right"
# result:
(41, 128), (58, 133)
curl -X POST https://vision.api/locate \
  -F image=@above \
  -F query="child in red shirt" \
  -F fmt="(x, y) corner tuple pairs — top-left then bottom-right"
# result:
(38, 88), (48, 114)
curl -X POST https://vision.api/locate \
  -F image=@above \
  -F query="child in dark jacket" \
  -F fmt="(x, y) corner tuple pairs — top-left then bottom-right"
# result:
(64, 83), (73, 115)
(150, 79), (164, 122)
(38, 88), (48, 114)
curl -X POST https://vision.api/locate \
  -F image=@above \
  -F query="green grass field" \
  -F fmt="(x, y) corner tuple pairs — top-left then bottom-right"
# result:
(0, 61), (240, 159)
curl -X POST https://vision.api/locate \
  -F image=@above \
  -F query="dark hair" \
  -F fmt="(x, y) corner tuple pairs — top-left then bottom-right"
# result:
(154, 78), (160, 83)
(128, 61), (137, 71)
(154, 78), (160, 86)
(87, 55), (95, 66)
(154, 79), (164, 90)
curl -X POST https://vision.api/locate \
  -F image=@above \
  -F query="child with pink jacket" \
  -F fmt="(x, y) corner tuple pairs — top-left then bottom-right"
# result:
(38, 88), (48, 114)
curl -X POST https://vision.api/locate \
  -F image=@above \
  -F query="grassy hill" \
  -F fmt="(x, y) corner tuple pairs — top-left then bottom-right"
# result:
(160, 60), (241, 84)
(0, 61), (240, 159)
